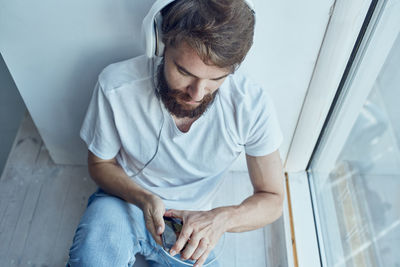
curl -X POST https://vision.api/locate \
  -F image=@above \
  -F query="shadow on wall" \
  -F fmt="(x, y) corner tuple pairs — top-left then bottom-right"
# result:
(0, 53), (26, 176)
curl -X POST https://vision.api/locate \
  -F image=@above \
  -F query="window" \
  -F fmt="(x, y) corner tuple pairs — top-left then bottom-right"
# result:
(308, 0), (400, 266)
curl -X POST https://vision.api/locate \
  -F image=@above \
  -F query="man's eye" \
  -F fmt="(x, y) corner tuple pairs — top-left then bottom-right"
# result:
(178, 68), (188, 76)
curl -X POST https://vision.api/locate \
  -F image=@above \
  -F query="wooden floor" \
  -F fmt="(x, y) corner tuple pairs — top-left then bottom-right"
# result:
(0, 113), (287, 267)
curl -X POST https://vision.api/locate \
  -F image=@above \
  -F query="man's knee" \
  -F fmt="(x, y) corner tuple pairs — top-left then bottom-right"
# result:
(68, 200), (137, 266)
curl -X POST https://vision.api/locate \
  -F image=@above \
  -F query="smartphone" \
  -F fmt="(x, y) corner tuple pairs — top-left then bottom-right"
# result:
(162, 216), (183, 251)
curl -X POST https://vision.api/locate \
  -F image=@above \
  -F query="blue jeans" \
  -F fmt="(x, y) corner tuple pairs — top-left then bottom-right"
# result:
(67, 188), (220, 267)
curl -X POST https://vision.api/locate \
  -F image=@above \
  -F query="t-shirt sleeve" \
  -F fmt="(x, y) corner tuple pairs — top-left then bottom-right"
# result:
(79, 81), (121, 160)
(244, 90), (283, 156)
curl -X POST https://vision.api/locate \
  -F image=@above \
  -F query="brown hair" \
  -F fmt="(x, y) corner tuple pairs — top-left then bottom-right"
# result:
(161, 0), (255, 71)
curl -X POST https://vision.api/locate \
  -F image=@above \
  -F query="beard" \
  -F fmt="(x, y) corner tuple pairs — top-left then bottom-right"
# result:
(156, 60), (218, 119)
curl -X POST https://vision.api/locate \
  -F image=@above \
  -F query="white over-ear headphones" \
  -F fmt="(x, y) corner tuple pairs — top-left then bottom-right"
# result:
(142, 0), (255, 58)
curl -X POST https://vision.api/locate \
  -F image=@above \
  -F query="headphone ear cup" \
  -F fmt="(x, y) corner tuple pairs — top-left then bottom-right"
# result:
(143, 0), (175, 58)
(154, 13), (165, 57)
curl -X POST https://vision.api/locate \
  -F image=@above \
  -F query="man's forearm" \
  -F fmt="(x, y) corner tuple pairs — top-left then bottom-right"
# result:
(216, 191), (284, 233)
(88, 161), (153, 209)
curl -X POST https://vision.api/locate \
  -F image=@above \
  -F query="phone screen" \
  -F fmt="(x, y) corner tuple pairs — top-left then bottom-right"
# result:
(162, 216), (183, 251)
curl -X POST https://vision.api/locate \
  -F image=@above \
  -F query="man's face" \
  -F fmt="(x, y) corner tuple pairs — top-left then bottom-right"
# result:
(158, 42), (230, 118)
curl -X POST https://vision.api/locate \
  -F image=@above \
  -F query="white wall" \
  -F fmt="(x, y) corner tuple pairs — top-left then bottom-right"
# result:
(232, 0), (334, 170)
(0, 0), (334, 167)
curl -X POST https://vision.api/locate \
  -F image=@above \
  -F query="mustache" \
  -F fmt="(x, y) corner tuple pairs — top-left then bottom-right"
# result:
(168, 89), (193, 102)
(167, 88), (211, 104)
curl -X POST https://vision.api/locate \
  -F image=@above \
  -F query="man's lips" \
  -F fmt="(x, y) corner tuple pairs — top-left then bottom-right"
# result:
(185, 100), (200, 105)
(177, 97), (200, 105)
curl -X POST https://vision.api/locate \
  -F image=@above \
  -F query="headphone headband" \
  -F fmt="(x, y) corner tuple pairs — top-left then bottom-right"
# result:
(142, 0), (255, 58)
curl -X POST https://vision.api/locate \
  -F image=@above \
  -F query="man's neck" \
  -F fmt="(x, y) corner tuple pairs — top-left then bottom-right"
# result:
(172, 115), (199, 133)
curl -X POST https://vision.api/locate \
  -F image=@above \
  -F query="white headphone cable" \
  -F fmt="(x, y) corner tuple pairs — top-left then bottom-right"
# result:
(130, 57), (165, 178)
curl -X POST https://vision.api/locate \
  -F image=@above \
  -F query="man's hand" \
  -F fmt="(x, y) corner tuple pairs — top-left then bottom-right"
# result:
(87, 151), (168, 245)
(164, 208), (228, 267)
(141, 194), (166, 245)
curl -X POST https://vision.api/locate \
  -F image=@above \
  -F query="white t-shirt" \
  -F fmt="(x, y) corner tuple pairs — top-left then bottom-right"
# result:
(80, 55), (283, 210)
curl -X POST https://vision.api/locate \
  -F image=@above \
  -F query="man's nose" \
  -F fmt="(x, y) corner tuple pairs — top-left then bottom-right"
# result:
(188, 79), (206, 102)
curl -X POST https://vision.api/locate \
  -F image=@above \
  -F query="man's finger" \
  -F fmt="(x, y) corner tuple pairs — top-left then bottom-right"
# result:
(164, 209), (184, 219)
(191, 238), (209, 260)
(145, 214), (162, 245)
(181, 234), (201, 260)
(153, 233), (162, 246)
(170, 225), (192, 256)
(152, 212), (165, 235)
(144, 209), (164, 245)
(194, 247), (212, 267)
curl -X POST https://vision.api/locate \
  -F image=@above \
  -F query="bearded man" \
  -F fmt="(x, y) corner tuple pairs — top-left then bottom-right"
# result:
(68, 0), (284, 266)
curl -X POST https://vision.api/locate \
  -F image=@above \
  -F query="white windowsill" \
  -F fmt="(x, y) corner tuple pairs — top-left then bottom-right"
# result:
(285, 171), (321, 267)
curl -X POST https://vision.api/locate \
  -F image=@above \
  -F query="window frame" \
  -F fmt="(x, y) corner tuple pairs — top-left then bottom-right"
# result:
(281, 0), (400, 266)
(284, 0), (372, 173)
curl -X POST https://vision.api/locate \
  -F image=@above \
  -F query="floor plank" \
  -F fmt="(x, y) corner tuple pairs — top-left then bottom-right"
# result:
(0, 114), (97, 267)
(7, 178), (43, 266)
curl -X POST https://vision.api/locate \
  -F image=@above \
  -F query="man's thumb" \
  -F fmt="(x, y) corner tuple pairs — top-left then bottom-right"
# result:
(153, 214), (165, 235)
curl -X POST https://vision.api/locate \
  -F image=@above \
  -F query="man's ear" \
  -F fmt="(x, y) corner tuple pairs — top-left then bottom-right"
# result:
(162, 44), (170, 59)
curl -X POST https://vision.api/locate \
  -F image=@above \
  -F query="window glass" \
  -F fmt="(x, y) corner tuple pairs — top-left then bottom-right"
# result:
(309, 33), (400, 267)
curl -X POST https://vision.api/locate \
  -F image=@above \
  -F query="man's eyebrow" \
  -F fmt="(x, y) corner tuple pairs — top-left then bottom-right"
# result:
(174, 61), (229, 81)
